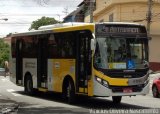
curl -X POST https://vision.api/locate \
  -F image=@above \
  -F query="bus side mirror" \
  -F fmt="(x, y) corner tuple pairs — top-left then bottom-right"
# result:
(91, 39), (95, 51)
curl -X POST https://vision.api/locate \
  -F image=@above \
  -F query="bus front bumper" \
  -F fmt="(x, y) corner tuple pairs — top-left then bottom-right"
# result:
(93, 78), (150, 97)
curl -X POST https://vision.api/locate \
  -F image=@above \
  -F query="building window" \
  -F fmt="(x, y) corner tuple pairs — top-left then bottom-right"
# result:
(109, 13), (114, 22)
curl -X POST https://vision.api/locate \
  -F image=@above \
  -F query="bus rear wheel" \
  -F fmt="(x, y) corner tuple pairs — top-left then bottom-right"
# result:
(24, 76), (34, 95)
(112, 96), (122, 104)
(63, 79), (75, 104)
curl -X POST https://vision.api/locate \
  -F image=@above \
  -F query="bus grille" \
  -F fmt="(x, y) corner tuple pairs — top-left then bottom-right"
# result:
(110, 85), (144, 93)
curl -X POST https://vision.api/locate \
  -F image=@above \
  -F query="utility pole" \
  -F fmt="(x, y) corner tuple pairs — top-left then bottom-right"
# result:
(147, 0), (153, 36)
(89, 0), (95, 23)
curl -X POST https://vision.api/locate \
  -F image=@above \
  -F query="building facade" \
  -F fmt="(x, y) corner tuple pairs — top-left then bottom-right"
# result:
(63, 2), (85, 22)
(90, 0), (160, 71)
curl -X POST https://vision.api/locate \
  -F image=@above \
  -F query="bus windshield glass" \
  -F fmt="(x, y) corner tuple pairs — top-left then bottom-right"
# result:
(94, 37), (148, 69)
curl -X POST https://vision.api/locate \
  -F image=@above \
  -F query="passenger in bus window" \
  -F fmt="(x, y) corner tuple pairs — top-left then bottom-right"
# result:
(117, 44), (127, 61)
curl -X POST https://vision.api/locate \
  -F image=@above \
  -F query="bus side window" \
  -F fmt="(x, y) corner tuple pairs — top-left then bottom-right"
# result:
(48, 34), (58, 58)
(53, 32), (76, 58)
(62, 32), (75, 58)
(23, 36), (38, 58)
(11, 37), (16, 58)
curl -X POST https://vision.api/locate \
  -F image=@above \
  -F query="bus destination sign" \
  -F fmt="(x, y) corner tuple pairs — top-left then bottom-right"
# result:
(95, 24), (145, 35)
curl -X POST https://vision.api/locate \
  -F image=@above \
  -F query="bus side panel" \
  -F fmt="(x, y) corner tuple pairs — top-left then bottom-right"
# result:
(23, 58), (37, 88)
(10, 58), (16, 84)
(47, 59), (54, 91)
(52, 59), (76, 93)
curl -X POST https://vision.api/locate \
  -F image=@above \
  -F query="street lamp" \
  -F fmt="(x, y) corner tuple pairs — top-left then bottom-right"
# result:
(0, 18), (8, 21)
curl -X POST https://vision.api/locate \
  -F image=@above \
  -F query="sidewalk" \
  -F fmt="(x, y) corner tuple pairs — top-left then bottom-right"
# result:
(150, 71), (160, 77)
(0, 95), (19, 114)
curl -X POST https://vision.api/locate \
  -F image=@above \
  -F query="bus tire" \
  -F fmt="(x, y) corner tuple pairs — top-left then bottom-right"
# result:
(24, 75), (34, 95)
(63, 79), (75, 104)
(112, 96), (122, 104)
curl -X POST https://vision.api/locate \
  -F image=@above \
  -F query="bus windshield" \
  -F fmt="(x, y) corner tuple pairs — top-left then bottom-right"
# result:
(94, 37), (148, 69)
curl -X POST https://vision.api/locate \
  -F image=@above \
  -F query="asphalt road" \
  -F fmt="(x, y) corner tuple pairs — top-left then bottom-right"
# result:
(0, 74), (160, 114)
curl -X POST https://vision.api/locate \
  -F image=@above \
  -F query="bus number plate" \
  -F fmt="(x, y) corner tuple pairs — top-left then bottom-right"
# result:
(123, 88), (132, 93)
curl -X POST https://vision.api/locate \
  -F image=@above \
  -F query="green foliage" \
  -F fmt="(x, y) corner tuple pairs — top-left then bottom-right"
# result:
(29, 16), (60, 30)
(0, 39), (10, 67)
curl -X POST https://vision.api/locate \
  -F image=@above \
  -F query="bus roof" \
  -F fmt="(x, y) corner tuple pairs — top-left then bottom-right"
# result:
(11, 29), (54, 37)
(38, 22), (92, 30)
(12, 22), (94, 37)
(38, 22), (144, 30)
(11, 22), (145, 37)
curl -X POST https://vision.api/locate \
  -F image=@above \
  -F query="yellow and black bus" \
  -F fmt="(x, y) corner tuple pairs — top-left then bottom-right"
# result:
(10, 22), (149, 103)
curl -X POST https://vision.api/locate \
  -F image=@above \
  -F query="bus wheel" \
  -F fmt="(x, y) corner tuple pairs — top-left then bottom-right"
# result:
(63, 79), (75, 104)
(112, 96), (122, 104)
(25, 76), (34, 95)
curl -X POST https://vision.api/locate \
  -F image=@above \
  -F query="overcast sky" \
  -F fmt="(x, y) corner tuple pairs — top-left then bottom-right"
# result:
(0, 0), (83, 37)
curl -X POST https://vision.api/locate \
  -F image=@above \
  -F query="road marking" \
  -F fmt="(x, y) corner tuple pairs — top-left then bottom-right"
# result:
(11, 93), (22, 96)
(7, 89), (15, 92)
(6, 89), (22, 96)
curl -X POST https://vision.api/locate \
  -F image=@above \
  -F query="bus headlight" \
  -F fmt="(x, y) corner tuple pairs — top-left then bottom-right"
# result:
(95, 76), (109, 88)
(102, 80), (109, 88)
(95, 76), (102, 83)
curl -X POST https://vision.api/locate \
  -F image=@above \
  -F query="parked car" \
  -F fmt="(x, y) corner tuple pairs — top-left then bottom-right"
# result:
(152, 77), (160, 98)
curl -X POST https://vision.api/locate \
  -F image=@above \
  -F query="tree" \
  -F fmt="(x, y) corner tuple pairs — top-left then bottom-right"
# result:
(0, 39), (10, 67)
(29, 16), (59, 30)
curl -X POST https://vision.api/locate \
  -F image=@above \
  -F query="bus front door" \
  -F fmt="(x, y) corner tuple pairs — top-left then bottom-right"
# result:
(77, 31), (91, 94)
(37, 37), (48, 88)
(16, 39), (23, 85)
